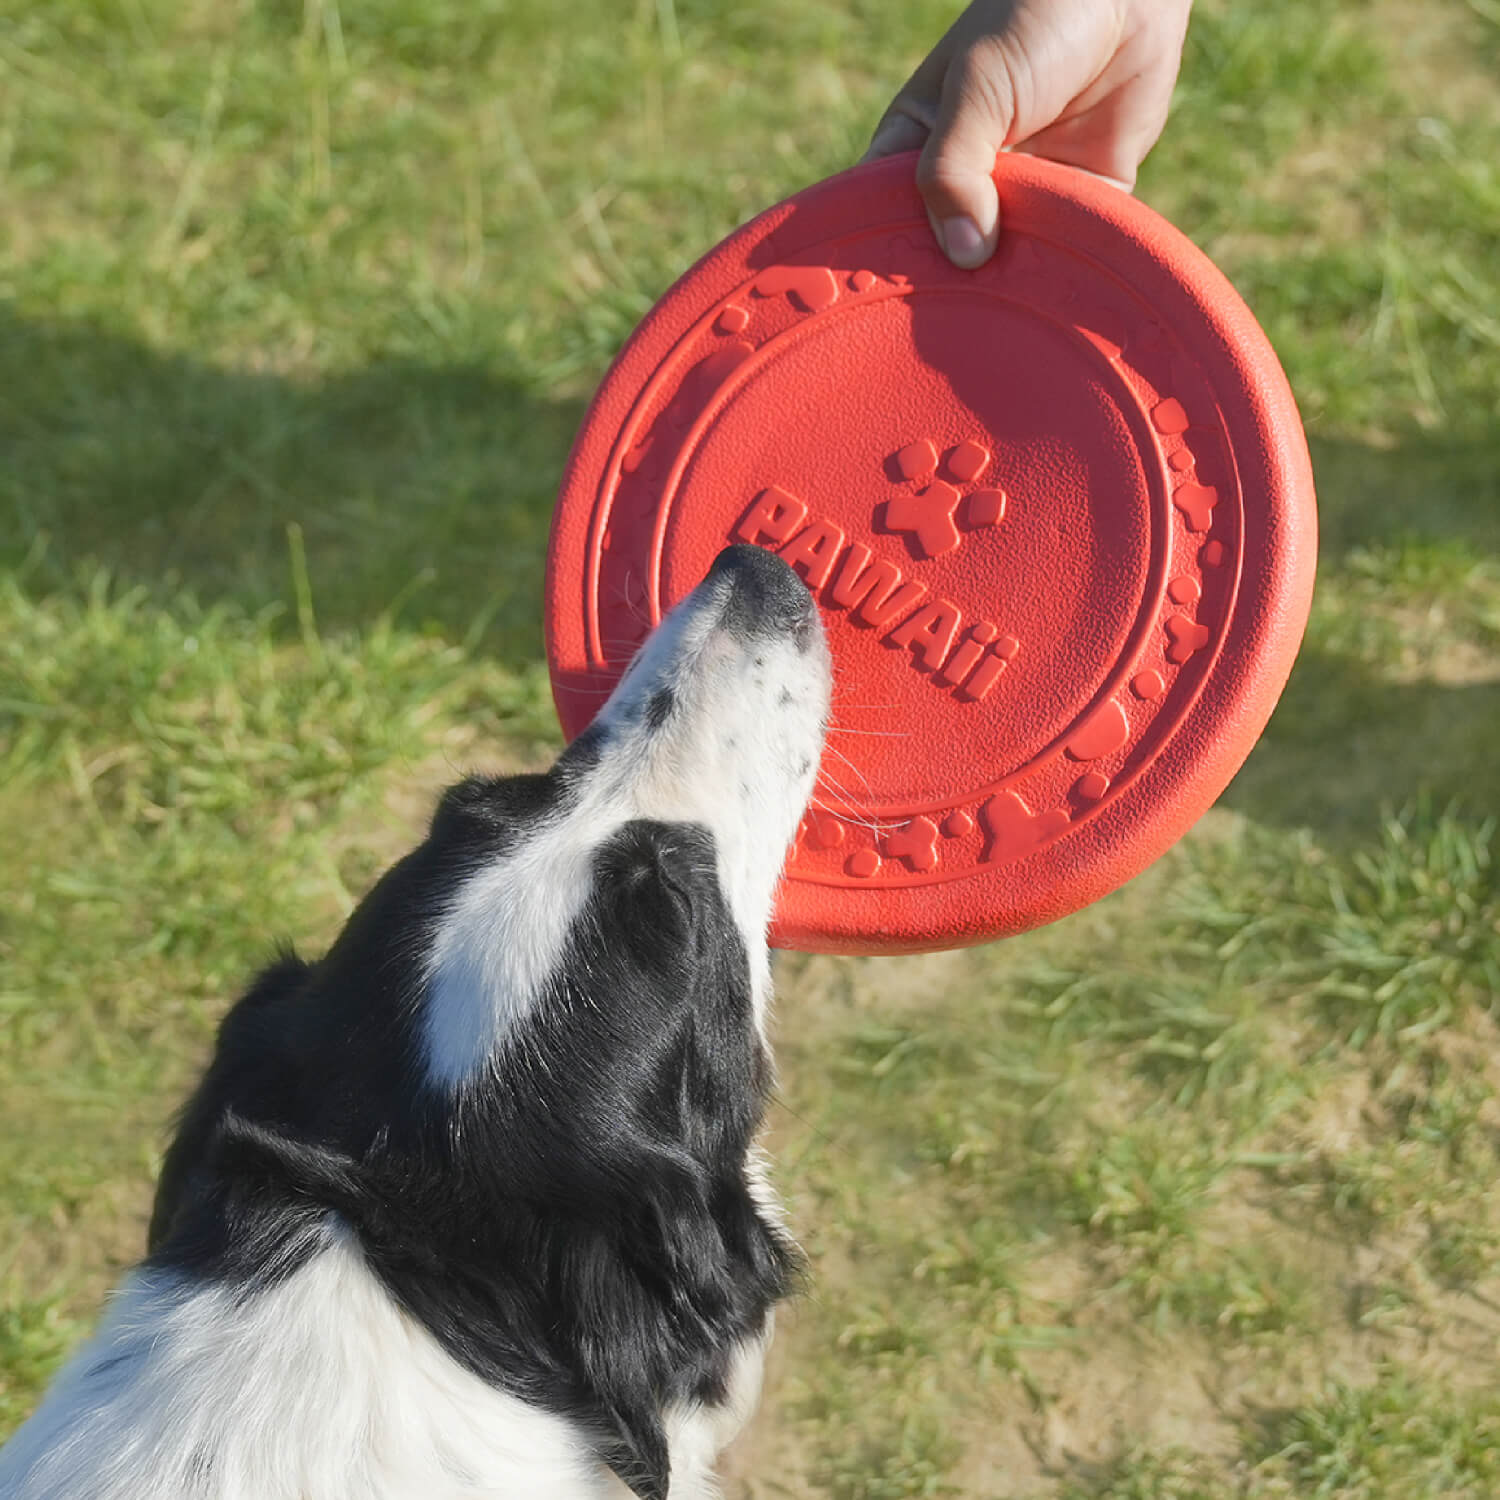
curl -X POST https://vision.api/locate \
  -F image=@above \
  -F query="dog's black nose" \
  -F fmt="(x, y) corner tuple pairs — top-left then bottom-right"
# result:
(709, 544), (817, 640)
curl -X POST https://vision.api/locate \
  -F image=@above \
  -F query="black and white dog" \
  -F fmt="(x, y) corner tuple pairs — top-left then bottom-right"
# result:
(0, 544), (831, 1500)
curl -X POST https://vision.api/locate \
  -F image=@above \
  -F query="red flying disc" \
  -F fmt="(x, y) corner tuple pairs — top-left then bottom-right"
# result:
(546, 152), (1316, 955)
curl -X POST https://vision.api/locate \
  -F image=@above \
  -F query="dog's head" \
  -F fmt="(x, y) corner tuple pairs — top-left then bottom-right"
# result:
(421, 543), (831, 1088)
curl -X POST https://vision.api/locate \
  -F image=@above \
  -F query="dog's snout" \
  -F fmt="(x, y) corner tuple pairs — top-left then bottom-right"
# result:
(710, 544), (816, 641)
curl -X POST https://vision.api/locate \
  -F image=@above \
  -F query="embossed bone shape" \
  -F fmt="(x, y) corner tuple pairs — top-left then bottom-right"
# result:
(753, 265), (841, 313)
(883, 816), (940, 872)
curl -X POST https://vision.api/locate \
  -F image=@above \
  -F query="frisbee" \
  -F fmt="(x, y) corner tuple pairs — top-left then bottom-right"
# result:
(545, 152), (1316, 955)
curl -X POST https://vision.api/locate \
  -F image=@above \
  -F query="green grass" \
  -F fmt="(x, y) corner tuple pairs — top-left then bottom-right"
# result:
(5, 0), (1500, 1493)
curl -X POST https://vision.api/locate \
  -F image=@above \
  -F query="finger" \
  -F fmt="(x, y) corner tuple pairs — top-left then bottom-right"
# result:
(1012, 86), (1173, 191)
(1007, 20), (1188, 188)
(861, 107), (931, 163)
(1012, 135), (1135, 193)
(916, 46), (1016, 268)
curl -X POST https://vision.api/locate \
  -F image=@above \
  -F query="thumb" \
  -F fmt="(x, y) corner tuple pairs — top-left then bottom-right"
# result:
(915, 49), (1016, 269)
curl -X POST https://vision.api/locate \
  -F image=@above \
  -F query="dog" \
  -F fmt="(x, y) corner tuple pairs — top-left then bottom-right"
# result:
(0, 543), (831, 1500)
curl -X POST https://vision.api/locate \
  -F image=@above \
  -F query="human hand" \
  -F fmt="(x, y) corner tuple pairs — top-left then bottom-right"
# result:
(864, 0), (1194, 268)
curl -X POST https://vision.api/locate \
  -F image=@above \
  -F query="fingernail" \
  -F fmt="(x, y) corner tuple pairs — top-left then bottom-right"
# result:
(939, 215), (987, 269)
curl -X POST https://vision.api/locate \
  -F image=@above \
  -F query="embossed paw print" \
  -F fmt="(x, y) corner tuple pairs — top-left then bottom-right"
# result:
(884, 439), (1007, 560)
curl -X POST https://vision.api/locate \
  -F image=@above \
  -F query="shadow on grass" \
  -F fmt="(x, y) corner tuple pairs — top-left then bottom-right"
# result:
(1227, 647), (1500, 832)
(0, 310), (588, 661)
(1308, 431), (1500, 560)
(1221, 429), (1500, 836)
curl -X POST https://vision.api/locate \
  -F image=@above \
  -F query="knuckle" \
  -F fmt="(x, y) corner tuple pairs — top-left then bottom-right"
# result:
(913, 152), (975, 199)
(948, 38), (1022, 125)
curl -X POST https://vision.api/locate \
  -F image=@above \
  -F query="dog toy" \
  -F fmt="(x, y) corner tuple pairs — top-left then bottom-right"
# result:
(547, 152), (1316, 954)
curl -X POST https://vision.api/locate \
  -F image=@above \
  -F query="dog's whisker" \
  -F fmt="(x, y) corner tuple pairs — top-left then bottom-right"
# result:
(806, 792), (902, 839)
(819, 742), (879, 803)
(817, 776), (874, 813)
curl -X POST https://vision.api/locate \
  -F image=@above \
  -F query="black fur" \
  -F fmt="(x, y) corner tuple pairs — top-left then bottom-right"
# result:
(644, 688), (675, 731)
(147, 768), (798, 1500)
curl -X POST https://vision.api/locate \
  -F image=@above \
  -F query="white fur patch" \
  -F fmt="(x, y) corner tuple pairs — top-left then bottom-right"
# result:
(422, 800), (617, 1086)
(0, 1230), (622, 1500)
(0, 1230), (774, 1500)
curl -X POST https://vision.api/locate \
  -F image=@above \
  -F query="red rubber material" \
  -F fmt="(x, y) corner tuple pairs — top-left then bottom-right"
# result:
(546, 152), (1317, 955)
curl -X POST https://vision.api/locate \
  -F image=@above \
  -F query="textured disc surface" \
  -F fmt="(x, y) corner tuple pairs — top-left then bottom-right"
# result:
(546, 152), (1317, 955)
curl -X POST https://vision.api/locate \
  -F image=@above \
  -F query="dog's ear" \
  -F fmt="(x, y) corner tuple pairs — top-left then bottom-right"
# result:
(571, 820), (763, 1165)
(145, 1111), (368, 1283)
(148, 951), (312, 1252)
(592, 820), (719, 965)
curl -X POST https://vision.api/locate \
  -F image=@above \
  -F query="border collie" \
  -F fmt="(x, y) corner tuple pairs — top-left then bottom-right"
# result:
(0, 544), (831, 1500)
